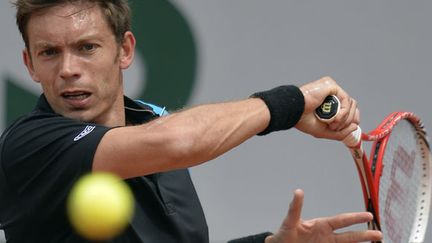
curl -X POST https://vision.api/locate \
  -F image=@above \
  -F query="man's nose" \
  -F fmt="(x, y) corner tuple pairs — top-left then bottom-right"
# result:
(59, 52), (81, 81)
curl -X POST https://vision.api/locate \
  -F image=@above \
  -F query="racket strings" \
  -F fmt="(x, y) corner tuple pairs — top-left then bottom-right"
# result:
(413, 132), (431, 242)
(379, 120), (430, 243)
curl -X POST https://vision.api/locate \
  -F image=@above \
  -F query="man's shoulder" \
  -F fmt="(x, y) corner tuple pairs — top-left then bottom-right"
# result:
(1, 110), (74, 140)
(0, 108), (108, 161)
(0, 111), (42, 143)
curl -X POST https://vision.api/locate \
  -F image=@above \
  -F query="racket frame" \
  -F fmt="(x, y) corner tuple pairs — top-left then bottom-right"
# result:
(344, 112), (431, 242)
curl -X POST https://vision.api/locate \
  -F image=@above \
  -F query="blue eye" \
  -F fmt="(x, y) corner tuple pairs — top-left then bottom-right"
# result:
(81, 44), (96, 52)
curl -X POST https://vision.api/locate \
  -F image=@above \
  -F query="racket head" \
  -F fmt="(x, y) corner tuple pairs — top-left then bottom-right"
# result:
(370, 112), (431, 243)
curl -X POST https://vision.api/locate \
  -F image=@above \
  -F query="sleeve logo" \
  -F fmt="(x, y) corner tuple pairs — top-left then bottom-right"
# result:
(74, 125), (96, 141)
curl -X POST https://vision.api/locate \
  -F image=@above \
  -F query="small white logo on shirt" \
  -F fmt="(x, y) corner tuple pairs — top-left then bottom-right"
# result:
(74, 125), (96, 141)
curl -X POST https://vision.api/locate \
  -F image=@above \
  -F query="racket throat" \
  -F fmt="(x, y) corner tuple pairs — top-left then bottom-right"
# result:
(371, 141), (382, 176)
(367, 200), (382, 243)
(367, 199), (381, 231)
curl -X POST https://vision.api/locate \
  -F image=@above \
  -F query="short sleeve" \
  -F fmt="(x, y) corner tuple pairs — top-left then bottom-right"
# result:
(0, 114), (110, 230)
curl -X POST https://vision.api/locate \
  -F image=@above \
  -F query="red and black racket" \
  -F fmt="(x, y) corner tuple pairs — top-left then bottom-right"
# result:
(316, 96), (431, 243)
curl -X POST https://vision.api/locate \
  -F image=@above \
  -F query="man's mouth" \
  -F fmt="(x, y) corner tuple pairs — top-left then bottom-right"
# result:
(62, 92), (91, 100)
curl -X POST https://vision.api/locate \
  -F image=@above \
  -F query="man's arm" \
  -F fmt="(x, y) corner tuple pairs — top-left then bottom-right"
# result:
(93, 76), (359, 179)
(93, 97), (270, 178)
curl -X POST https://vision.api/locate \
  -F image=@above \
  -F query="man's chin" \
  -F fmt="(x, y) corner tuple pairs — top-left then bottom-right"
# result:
(62, 111), (95, 123)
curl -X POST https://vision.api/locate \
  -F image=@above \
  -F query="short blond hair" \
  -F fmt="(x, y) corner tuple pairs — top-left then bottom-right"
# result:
(13, 0), (131, 49)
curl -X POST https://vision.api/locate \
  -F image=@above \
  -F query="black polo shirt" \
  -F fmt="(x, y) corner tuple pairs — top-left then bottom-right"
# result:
(0, 95), (208, 243)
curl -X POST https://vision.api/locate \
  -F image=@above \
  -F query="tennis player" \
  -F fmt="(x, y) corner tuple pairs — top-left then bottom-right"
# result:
(0, 0), (382, 242)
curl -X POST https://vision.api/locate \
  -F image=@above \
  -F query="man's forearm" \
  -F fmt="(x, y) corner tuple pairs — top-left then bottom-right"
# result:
(93, 98), (270, 178)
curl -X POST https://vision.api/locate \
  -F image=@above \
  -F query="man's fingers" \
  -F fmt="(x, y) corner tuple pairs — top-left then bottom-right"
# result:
(327, 212), (383, 242)
(327, 123), (358, 141)
(329, 97), (358, 131)
(335, 230), (383, 242)
(282, 189), (304, 229)
(326, 212), (373, 230)
(337, 98), (358, 131)
(353, 107), (360, 124)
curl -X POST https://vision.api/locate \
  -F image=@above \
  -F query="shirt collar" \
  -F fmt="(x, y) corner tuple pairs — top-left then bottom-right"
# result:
(34, 94), (158, 125)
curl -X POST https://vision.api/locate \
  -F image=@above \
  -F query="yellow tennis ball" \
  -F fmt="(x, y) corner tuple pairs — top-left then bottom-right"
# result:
(67, 172), (134, 241)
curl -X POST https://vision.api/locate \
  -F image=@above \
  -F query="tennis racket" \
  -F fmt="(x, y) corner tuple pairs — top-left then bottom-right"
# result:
(315, 96), (432, 243)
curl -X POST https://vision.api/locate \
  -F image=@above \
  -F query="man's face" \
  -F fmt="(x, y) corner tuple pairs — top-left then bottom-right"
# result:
(24, 3), (134, 126)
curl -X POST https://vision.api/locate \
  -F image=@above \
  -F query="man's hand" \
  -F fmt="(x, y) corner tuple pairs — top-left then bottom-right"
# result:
(295, 76), (360, 140)
(265, 189), (382, 243)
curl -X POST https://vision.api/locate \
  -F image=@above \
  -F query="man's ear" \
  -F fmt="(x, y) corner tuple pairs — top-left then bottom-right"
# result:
(119, 31), (136, 70)
(23, 49), (40, 83)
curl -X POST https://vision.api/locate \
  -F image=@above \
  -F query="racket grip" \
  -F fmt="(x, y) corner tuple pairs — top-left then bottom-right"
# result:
(315, 95), (362, 147)
(314, 95), (340, 123)
(342, 126), (362, 147)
